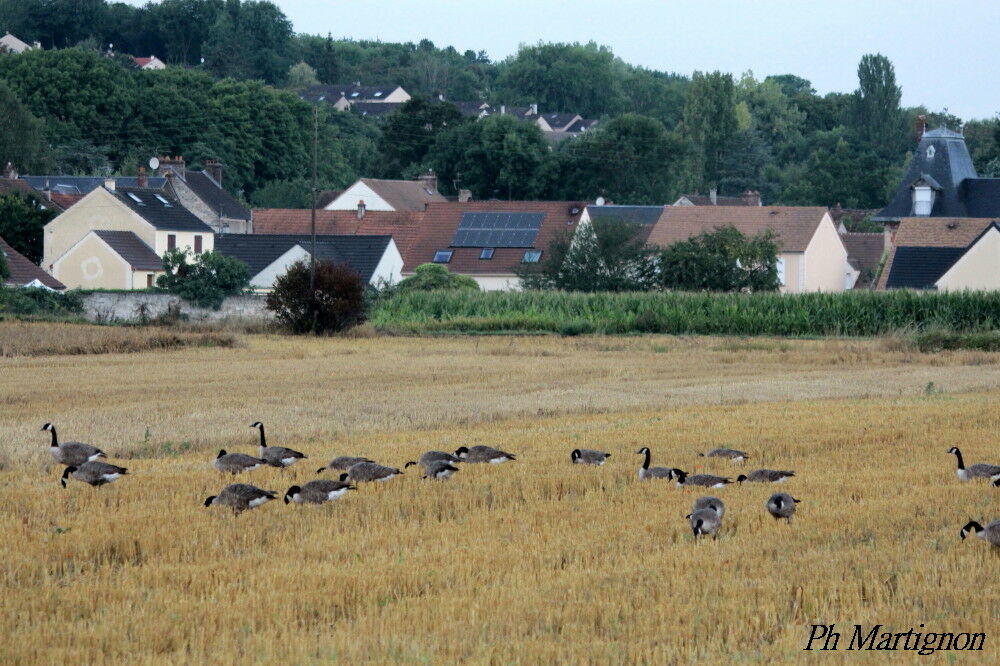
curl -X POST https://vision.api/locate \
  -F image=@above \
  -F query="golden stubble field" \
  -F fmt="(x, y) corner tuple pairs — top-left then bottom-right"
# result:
(1, 328), (998, 664)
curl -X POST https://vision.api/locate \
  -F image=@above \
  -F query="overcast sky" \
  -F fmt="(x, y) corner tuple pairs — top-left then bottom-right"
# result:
(250, 0), (996, 120)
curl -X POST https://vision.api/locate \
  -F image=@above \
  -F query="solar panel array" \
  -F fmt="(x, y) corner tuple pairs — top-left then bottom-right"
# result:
(451, 212), (544, 248)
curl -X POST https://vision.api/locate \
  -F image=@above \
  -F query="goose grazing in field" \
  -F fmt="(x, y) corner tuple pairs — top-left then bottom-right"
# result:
(421, 461), (460, 480)
(689, 496), (725, 519)
(454, 445), (516, 464)
(284, 478), (356, 504)
(412, 450), (461, 468)
(736, 469), (796, 484)
(204, 483), (277, 515)
(315, 455), (374, 474)
(636, 447), (672, 480)
(213, 449), (267, 475)
(251, 422), (306, 468)
(570, 449), (611, 466)
(699, 447), (749, 462)
(960, 520), (1000, 547)
(688, 508), (722, 540)
(346, 460), (404, 483)
(60, 461), (128, 488)
(766, 493), (800, 523)
(947, 447), (1000, 482)
(41, 423), (107, 466)
(670, 468), (732, 489)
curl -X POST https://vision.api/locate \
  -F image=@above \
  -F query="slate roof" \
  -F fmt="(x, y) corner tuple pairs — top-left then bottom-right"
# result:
(356, 178), (448, 211)
(184, 171), (250, 220)
(959, 179), (1000, 217)
(649, 206), (830, 253)
(565, 118), (598, 133)
(252, 209), (424, 258)
(113, 187), (214, 232)
(20, 176), (168, 195)
(875, 217), (996, 289)
(840, 232), (885, 285)
(351, 102), (403, 117)
(214, 233), (392, 283)
(93, 230), (162, 270)
(541, 112), (581, 130)
(0, 178), (65, 212)
(883, 246), (966, 289)
(450, 100), (491, 117)
(301, 84), (402, 104)
(0, 236), (65, 289)
(408, 201), (585, 274)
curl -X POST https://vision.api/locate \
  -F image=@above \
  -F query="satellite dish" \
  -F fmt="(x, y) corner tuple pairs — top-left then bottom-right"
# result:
(595, 196), (606, 206)
(148, 157), (160, 170)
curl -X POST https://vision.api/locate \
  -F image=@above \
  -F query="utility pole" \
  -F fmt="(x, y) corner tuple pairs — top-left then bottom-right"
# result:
(310, 105), (318, 291)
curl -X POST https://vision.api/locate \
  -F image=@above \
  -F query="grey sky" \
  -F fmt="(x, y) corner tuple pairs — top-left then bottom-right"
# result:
(265, 0), (999, 120)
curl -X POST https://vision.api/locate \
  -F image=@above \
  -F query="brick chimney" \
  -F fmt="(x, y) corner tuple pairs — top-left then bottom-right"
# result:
(741, 189), (761, 206)
(156, 155), (186, 180)
(104, 177), (116, 192)
(458, 189), (472, 203)
(915, 114), (926, 143)
(417, 170), (438, 193)
(204, 158), (223, 186)
(529, 103), (538, 116)
(709, 187), (718, 205)
(357, 200), (366, 220)
(137, 166), (148, 188)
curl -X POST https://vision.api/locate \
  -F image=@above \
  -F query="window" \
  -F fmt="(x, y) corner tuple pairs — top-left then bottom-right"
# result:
(194, 235), (203, 253)
(167, 234), (176, 250)
(479, 248), (495, 260)
(522, 250), (542, 263)
(127, 192), (145, 205)
(776, 257), (785, 286)
(146, 273), (154, 287)
(913, 185), (934, 216)
(154, 194), (172, 207)
(432, 250), (453, 263)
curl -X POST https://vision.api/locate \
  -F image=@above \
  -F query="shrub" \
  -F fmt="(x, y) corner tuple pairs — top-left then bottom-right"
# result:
(266, 260), (366, 334)
(0, 285), (83, 317)
(397, 263), (480, 292)
(0, 247), (9, 280)
(156, 249), (250, 309)
(913, 329), (1000, 352)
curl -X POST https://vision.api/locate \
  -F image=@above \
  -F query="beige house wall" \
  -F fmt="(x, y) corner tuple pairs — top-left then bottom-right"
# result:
(326, 181), (394, 211)
(778, 253), (803, 293)
(936, 227), (1000, 291)
(802, 212), (849, 292)
(383, 87), (410, 103)
(153, 230), (214, 257)
(131, 270), (163, 289)
(43, 188), (153, 272)
(53, 234), (132, 289)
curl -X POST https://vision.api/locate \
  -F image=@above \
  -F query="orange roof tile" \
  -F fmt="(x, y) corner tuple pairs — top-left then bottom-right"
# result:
(648, 206), (830, 253)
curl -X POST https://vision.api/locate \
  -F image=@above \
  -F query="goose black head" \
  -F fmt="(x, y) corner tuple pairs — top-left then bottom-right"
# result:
(284, 486), (301, 504)
(736, 474), (747, 483)
(41, 423), (54, 432)
(203, 496), (216, 507)
(570, 449), (581, 462)
(671, 468), (687, 482)
(250, 421), (263, 429)
(315, 466), (327, 474)
(339, 473), (349, 483)
(217, 449), (227, 459)
(60, 466), (76, 488)
(636, 447), (650, 455)
(404, 461), (417, 469)
(947, 446), (960, 455)
(454, 446), (469, 458)
(773, 496), (784, 509)
(994, 477), (1000, 488)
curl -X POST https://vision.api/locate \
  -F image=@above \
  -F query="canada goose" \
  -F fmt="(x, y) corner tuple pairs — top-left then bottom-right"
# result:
(699, 447), (749, 462)
(636, 447), (671, 480)
(947, 447), (1000, 482)
(251, 422), (306, 468)
(766, 492), (800, 523)
(670, 468), (732, 488)
(454, 445), (516, 463)
(960, 520), (1000, 547)
(736, 469), (796, 484)
(406, 450), (460, 470)
(422, 461), (460, 480)
(690, 496), (725, 519)
(315, 455), (374, 474)
(60, 461), (128, 488)
(688, 508), (722, 539)
(284, 477), (356, 504)
(213, 449), (266, 474)
(41, 423), (106, 466)
(204, 483), (277, 515)
(346, 460), (404, 483)
(570, 449), (611, 465)
(994, 478), (1000, 488)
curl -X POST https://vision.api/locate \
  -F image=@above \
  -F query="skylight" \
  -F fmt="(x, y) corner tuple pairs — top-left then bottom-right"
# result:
(522, 250), (542, 263)
(480, 248), (495, 260)
(127, 192), (145, 205)
(154, 194), (172, 207)
(350, 91), (360, 97)
(374, 91), (383, 97)
(433, 250), (453, 263)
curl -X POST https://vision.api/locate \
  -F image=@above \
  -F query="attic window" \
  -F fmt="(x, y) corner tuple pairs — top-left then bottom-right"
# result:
(522, 250), (542, 263)
(154, 194), (172, 207)
(433, 250), (453, 263)
(127, 192), (145, 205)
(480, 248), (495, 260)
(350, 92), (360, 97)
(374, 91), (383, 97)
(926, 145), (936, 158)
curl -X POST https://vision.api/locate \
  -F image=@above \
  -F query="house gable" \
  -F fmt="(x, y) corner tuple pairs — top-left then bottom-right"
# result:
(936, 222), (1000, 291)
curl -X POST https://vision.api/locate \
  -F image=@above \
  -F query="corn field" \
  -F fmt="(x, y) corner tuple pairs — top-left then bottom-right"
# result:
(372, 290), (1000, 336)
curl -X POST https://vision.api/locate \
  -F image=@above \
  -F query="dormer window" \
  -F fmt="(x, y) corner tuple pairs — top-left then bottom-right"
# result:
(913, 185), (934, 216)
(926, 145), (935, 159)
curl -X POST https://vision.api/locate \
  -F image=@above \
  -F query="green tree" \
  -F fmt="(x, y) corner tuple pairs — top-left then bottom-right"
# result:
(150, 0), (223, 65)
(657, 226), (780, 292)
(203, 0), (294, 84)
(852, 53), (904, 160)
(286, 61), (319, 90)
(518, 219), (657, 292)
(779, 129), (895, 208)
(0, 192), (56, 264)
(0, 79), (49, 172)
(155, 248), (250, 308)
(396, 263), (479, 291)
(265, 259), (366, 334)
(678, 71), (738, 191)
(376, 97), (465, 179)
(429, 114), (552, 199)
(0, 245), (10, 280)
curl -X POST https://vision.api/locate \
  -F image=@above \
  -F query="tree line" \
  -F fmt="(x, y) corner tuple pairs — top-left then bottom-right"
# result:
(2, 0), (1000, 214)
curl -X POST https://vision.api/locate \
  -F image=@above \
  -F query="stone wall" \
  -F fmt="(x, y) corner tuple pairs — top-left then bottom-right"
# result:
(80, 292), (273, 324)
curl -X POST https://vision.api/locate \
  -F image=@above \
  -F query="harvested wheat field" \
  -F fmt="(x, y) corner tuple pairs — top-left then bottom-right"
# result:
(1, 328), (998, 663)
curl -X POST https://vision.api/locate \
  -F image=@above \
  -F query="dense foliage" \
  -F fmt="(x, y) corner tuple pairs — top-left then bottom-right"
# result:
(155, 248), (250, 308)
(396, 263), (479, 292)
(0, 284), (83, 317)
(265, 259), (366, 334)
(0, 246), (8, 280)
(0, 192), (56, 263)
(372, 290), (1000, 337)
(658, 227), (780, 292)
(2, 0), (1000, 211)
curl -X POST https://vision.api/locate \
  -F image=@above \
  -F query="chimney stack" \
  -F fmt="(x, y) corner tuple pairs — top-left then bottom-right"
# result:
(137, 166), (148, 188)
(104, 177), (116, 192)
(2, 162), (16, 180)
(417, 170), (438, 193)
(156, 155), (186, 180)
(204, 158), (223, 186)
(530, 103), (538, 116)
(458, 189), (472, 203)
(742, 189), (761, 206)
(915, 114), (926, 143)
(709, 187), (718, 205)
(356, 200), (366, 220)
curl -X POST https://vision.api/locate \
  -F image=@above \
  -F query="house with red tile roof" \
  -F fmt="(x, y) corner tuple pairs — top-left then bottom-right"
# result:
(133, 55), (166, 70)
(1, 237), (65, 290)
(324, 175), (447, 212)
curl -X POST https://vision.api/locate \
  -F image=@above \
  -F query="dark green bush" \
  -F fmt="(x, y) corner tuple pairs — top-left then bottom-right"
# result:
(266, 260), (366, 334)
(0, 286), (84, 317)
